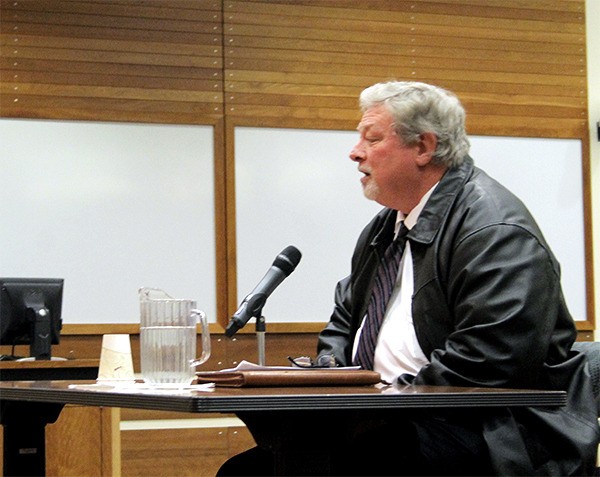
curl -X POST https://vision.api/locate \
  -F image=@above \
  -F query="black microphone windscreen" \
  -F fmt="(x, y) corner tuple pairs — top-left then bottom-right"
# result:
(273, 245), (302, 276)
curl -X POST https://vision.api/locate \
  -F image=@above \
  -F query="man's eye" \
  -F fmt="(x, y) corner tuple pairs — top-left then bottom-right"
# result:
(366, 137), (381, 143)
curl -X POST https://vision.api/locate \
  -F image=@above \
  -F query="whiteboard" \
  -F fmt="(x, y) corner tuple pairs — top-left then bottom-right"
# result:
(235, 127), (382, 324)
(0, 119), (216, 324)
(235, 127), (586, 323)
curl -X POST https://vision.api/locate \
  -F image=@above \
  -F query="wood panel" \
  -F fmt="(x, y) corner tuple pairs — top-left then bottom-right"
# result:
(0, 330), (322, 373)
(0, 0), (223, 124)
(2, 327), (591, 369)
(121, 426), (254, 477)
(222, 0), (588, 137)
(46, 406), (110, 477)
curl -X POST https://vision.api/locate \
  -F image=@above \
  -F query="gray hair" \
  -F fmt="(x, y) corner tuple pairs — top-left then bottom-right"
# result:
(359, 81), (470, 167)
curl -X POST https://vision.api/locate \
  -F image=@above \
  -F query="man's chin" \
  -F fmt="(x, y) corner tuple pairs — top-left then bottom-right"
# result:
(362, 184), (378, 202)
(362, 186), (394, 209)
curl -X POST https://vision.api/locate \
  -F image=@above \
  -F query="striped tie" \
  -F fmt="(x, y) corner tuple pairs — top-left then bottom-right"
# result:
(354, 223), (410, 370)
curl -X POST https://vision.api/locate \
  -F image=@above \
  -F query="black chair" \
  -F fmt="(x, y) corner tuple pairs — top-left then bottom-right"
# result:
(572, 341), (600, 415)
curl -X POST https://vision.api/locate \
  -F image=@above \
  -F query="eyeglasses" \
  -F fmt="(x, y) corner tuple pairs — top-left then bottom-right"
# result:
(287, 354), (337, 368)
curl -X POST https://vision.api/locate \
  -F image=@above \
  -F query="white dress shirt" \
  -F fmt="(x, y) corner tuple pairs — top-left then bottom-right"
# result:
(352, 185), (438, 383)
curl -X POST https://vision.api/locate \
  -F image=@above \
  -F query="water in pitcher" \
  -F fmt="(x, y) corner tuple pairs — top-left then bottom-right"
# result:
(140, 325), (196, 384)
(139, 287), (210, 385)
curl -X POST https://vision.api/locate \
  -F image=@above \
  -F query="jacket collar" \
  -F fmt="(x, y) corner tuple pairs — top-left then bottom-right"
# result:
(411, 156), (474, 245)
(370, 156), (474, 249)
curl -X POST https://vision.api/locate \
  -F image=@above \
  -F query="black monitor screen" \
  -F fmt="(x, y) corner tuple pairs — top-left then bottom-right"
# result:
(0, 278), (64, 360)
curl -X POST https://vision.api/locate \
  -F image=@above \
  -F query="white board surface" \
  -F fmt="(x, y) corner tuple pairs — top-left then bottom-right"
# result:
(0, 119), (216, 324)
(1, 121), (586, 326)
(235, 127), (586, 323)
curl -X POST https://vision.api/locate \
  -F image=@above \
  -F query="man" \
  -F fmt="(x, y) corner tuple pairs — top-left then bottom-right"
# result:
(316, 81), (598, 475)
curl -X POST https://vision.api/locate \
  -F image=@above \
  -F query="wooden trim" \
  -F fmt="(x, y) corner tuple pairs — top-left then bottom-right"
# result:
(221, 322), (327, 334)
(0, 358), (99, 369)
(213, 117), (229, 327)
(576, 319), (595, 332)
(61, 322), (326, 336)
(53, 320), (600, 337)
(101, 408), (122, 477)
(577, 329), (595, 341)
(223, 118), (238, 329)
(581, 128), (597, 331)
(61, 324), (140, 335)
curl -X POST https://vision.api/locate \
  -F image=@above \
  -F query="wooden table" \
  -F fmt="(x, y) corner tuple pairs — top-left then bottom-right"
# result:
(0, 380), (566, 476)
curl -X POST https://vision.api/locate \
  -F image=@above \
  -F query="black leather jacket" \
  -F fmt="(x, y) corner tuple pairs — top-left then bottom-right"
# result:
(317, 157), (598, 475)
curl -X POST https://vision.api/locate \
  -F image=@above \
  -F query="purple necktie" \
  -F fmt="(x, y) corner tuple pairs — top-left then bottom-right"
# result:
(354, 223), (409, 370)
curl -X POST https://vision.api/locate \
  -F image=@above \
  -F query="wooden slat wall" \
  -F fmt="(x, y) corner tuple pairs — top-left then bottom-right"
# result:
(223, 0), (588, 137)
(3, 0), (585, 133)
(0, 0), (223, 124)
(0, 0), (594, 330)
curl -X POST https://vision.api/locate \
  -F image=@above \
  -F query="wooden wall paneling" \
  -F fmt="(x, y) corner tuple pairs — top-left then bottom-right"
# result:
(227, 426), (256, 463)
(224, 332), (322, 367)
(120, 408), (255, 476)
(45, 406), (118, 477)
(0, 0), (223, 125)
(121, 427), (225, 477)
(274, 0), (584, 19)
(223, 0), (587, 138)
(0, 329), (322, 371)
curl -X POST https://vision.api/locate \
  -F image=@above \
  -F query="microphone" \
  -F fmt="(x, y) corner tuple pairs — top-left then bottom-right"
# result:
(225, 245), (302, 337)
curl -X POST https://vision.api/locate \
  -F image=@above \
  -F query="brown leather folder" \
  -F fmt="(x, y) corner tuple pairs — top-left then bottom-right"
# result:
(195, 369), (381, 387)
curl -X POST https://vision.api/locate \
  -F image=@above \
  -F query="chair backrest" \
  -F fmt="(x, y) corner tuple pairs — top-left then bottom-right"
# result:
(572, 341), (600, 415)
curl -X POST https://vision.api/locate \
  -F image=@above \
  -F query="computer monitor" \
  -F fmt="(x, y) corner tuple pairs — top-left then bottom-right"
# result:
(0, 278), (64, 360)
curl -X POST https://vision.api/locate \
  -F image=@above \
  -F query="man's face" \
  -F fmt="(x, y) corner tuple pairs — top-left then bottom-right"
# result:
(350, 104), (422, 213)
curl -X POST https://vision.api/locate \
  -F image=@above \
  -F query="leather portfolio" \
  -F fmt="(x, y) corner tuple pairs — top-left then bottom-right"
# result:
(195, 369), (381, 387)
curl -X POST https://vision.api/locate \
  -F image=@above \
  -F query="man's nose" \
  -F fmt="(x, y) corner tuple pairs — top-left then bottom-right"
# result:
(349, 143), (364, 162)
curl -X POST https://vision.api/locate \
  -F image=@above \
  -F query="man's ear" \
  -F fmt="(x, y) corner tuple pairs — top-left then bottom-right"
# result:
(415, 132), (438, 166)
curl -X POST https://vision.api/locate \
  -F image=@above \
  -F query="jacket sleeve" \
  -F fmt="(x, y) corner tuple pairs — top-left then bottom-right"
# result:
(316, 276), (354, 366)
(413, 222), (576, 389)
